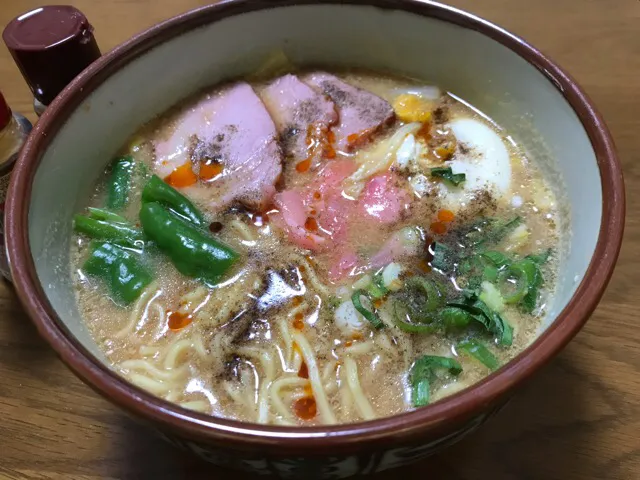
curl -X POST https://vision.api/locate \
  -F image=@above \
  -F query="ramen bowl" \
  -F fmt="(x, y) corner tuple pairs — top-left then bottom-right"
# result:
(5, 0), (624, 477)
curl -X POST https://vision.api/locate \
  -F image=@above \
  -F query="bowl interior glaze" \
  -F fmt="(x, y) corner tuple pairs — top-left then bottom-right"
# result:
(7, 0), (621, 452)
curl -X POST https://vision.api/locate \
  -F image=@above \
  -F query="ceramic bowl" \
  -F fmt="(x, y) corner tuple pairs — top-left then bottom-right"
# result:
(5, 0), (624, 478)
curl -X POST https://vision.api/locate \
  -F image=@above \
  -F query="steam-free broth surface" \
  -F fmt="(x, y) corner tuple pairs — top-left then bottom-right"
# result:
(71, 68), (563, 425)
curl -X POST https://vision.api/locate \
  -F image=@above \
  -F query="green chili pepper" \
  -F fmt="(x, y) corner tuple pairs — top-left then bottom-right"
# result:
(86, 207), (129, 224)
(106, 156), (134, 211)
(74, 214), (144, 247)
(142, 175), (205, 227)
(410, 355), (462, 407)
(140, 202), (238, 285)
(83, 241), (152, 304)
(351, 290), (384, 329)
(457, 339), (500, 370)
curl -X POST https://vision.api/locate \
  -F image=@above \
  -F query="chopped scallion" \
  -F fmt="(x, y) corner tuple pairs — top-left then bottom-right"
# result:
(457, 339), (500, 370)
(351, 290), (384, 329)
(430, 167), (466, 186)
(410, 355), (463, 407)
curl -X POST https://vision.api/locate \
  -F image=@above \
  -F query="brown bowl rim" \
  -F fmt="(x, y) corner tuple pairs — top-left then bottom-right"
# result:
(5, 0), (625, 453)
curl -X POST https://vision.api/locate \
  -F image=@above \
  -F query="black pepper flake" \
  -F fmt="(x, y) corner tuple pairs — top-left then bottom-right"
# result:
(209, 221), (223, 233)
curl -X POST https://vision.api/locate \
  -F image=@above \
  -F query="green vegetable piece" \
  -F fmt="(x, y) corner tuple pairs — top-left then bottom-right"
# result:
(526, 248), (552, 265)
(464, 217), (522, 248)
(107, 156), (134, 211)
(142, 175), (205, 227)
(458, 339), (500, 370)
(87, 207), (128, 224)
(366, 273), (388, 300)
(479, 281), (505, 312)
(83, 241), (152, 304)
(351, 290), (384, 329)
(431, 242), (453, 272)
(410, 355), (462, 407)
(481, 251), (511, 268)
(512, 258), (543, 313)
(140, 202), (239, 285)
(487, 216), (522, 246)
(430, 167), (466, 186)
(74, 214), (143, 247)
(406, 276), (445, 313)
(499, 264), (529, 304)
(441, 306), (472, 329)
(448, 295), (513, 346)
(392, 299), (438, 333)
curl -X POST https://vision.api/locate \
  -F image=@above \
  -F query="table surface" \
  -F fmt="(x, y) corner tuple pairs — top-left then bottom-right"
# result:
(1, 0), (639, 478)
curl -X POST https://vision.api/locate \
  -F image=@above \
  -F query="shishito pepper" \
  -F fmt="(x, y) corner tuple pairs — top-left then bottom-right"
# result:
(73, 212), (143, 246)
(83, 241), (153, 304)
(106, 156), (135, 210)
(141, 175), (205, 226)
(139, 202), (239, 285)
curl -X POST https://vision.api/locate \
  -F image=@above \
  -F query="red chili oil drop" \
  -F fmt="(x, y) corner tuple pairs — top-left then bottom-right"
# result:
(293, 397), (317, 420)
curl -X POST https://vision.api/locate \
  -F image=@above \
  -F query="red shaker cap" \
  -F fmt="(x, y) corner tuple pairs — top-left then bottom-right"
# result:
(2, 5), (101, 105)
(0, 92), (11, 130)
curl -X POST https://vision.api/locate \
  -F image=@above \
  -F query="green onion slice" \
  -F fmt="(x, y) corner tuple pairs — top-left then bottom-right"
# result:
(407, 276), (445, 312)
(392, 299), (438, 334)
(499, 264), (529, 304)
(440, 306), (472, 330)
(430, 167), (466, 186)
(458, 339), (500, 370)
(410, 355), (463, 407)
(351, 290), (384, 329)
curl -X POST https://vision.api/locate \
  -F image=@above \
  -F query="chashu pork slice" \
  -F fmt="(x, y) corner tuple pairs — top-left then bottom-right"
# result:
(260, 74), (338, 167)
(302, 72), (395, 153)
(153, 82), (282, 212)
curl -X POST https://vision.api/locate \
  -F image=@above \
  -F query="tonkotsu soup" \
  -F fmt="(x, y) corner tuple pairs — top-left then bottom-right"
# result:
(70, 67), (564, 426)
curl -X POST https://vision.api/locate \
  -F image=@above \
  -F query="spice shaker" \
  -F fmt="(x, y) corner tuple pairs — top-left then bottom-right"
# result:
(3, 5), (101, 116)
(0, 92), (32, 279)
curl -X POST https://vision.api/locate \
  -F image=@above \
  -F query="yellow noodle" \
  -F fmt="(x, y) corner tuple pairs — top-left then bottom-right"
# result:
(291, 332), (336, 424)
(238, 347), (277, 423)
(139, 345), (161, 357)
(163, 338), (198, 369)
(229, 219), (257, 242)
(284, 253), (332, 298)
(180, 400), (211, 413)
(178, 286), (208, 315)
(344, 341), (374, 356)
(322, 361), (339, 395)
(128, 373), (170, 395)
(115, 283), (161, 339)
(223, 381), (254, 412)
(346, 122), (421, 187)
(270, 376), (309, 422)
(165, 391), (181, 402)
(191, 333), (208, 359)
(344, 357), (376, 420)
(120, 359), (189, 381)
(337, 365), (355, 419)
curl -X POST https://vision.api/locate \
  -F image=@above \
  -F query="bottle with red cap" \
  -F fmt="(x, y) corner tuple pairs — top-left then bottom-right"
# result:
(0, 91), (32, 278)
(3, 5), (101, 116)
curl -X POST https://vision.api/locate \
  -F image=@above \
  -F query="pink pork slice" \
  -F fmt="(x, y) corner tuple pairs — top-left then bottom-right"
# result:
(302, 72), (395, 152)
(260, 74), (337, 163)
(153, 82), (282, 212)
